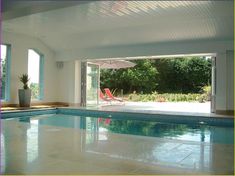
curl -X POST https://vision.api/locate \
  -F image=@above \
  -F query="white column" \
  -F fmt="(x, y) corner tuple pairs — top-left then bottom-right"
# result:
(215, 52), (227, 111)
(74, 60), (81, 105)
(226, 50), (234, 110)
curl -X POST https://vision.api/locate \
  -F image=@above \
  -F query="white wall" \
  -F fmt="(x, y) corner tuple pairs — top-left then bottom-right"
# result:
(74, 60), (81, 104)
(226, 50), (234, 110)
(57, 60), (81, 104)
(2, 31), (81, 105)
(2, 31), (58, 104)
(216, 52), (227, 111)
(216, 50), (234, 111)
(55, 39), (233, 61)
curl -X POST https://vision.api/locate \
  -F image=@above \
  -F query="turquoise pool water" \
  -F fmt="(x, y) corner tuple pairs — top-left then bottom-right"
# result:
(8, 113), (234, 144)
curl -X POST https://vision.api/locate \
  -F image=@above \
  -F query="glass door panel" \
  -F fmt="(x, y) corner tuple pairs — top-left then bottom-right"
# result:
(86, 63), (99, 106)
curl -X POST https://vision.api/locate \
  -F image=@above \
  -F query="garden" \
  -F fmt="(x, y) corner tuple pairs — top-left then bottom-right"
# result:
(100, 57), (211, 103)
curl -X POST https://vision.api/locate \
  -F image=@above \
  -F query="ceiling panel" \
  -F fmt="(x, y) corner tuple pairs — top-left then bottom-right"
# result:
(3, 1), (234, 52)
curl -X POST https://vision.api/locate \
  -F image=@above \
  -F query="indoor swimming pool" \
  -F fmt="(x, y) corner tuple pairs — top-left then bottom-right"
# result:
(8, 113), (234, 144)
(1, 108), (234, 174)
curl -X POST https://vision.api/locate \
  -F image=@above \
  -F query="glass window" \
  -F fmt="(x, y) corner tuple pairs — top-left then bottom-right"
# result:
(1, 44), (10, 100)
(28, 49), (44, 100)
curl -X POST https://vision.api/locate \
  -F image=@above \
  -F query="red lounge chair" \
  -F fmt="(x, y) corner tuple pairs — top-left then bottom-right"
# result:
(104, 88), (123, 102)
(99, 90), (111, 102)
(104, 118), (111, 125)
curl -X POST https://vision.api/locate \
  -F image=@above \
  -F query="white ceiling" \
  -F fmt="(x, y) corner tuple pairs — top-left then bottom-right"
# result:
(3, 1), (234, 53)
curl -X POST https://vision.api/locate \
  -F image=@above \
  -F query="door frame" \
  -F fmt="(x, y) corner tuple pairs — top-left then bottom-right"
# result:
(80, 61), (100, 107)
(211, 56), (216, 113)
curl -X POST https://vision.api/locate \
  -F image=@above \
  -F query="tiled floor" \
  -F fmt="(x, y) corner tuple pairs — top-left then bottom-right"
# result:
(1, 104), (67, 112)
(99, 101), (211, 113)
(1, 119), (234, 175)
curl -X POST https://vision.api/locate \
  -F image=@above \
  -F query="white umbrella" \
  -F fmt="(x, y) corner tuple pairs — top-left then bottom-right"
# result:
(94, 60), (136, 69)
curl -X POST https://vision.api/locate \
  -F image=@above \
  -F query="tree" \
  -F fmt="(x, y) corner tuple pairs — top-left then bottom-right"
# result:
(100, 60), (159, 94)
(100, 57), (211, 94)
(1, 58), (6, 99)
(30, 83), (39, 99)
(154, 57), (211, 93)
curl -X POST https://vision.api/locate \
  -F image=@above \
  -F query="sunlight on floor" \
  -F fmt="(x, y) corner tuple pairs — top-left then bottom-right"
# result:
(98, 102), (211, 113)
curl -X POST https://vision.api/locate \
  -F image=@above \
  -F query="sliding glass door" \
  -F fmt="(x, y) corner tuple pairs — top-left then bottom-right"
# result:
(81, 62), (100, 106)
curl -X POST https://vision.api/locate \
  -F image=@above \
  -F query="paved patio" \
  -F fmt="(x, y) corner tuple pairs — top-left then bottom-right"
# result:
(99, 101), (211, 113)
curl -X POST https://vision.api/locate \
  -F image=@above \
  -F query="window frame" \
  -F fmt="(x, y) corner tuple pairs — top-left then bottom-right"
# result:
(1, 44), (11, 101)
(28, 48), (44, 101)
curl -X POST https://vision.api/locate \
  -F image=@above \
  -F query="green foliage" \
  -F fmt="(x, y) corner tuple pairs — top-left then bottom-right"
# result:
(30, 83), (39, 99)
(99, 119), (191, 138)
(19, 74), (30, 89)
(155, 57), (211, 93)
(202, 85), (211, 96)
(1, 58), (6, 99)
(100, 60), (159, 94)
(127, 92), (202, 102)
(100, 57), (211, 94)
(198, 86), (211, 103)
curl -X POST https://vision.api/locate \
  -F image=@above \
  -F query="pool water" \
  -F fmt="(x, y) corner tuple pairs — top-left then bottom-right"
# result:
(9, 113), (234, 144)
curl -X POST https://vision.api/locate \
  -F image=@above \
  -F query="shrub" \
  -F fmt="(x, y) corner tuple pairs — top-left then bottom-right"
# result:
(126, 92), (205, 102)
(198, 86), (211, 102)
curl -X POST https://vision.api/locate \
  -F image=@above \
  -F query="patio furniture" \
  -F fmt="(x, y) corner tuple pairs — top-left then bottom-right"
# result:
(99, 90), (111, 103)
(104, 88), (123, 102)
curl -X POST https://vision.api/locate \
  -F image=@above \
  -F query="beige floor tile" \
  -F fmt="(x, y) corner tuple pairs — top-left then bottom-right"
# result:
(1, 117), (234, 175)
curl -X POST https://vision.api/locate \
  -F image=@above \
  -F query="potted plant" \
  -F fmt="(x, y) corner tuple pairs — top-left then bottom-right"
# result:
(18, 74), (31, 107)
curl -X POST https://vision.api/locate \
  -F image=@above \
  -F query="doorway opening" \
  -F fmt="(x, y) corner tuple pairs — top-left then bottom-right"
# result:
(82, 53), (216, 113)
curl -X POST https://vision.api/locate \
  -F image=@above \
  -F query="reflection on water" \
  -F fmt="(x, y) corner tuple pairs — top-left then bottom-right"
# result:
(27, 120), (38, 163)
(12, 114), (234, 144)
(0, 133), (6, 174)
(6, 114), (234, 144)
(89, 117), (234, 144)
(97, 117), (212, 142)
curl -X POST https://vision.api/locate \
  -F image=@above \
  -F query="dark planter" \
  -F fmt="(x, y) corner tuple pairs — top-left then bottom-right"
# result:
(18, 89), (31, 107)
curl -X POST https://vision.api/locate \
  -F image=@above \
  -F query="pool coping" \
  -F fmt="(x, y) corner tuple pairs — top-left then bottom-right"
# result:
(64, 106), (234, 118)
(1, 106), (233, 118)
(0, 108), (57, 119)
(1, 107), (234, 127)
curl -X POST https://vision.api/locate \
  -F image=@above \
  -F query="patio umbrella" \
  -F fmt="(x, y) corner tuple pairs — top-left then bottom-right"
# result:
(94, 60), (136, 69)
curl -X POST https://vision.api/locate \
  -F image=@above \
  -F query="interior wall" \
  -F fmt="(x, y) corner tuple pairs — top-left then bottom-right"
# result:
(216, 50), (234, 111)
(55, 39), (233, 61)
(2, 31), (58, 104)
(74, 60), (81, 105)
(226, 50), (234, 110)
(216, 52), (227, 111)
(57, 60), (81, 105)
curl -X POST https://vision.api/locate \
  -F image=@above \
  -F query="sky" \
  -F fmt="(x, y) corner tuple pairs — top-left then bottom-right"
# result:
(1, 45), (6, 60)
(28, 49), (40, 84)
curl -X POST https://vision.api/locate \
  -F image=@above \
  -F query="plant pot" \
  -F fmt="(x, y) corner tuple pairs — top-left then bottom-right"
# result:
(18, 89), (31, 107)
